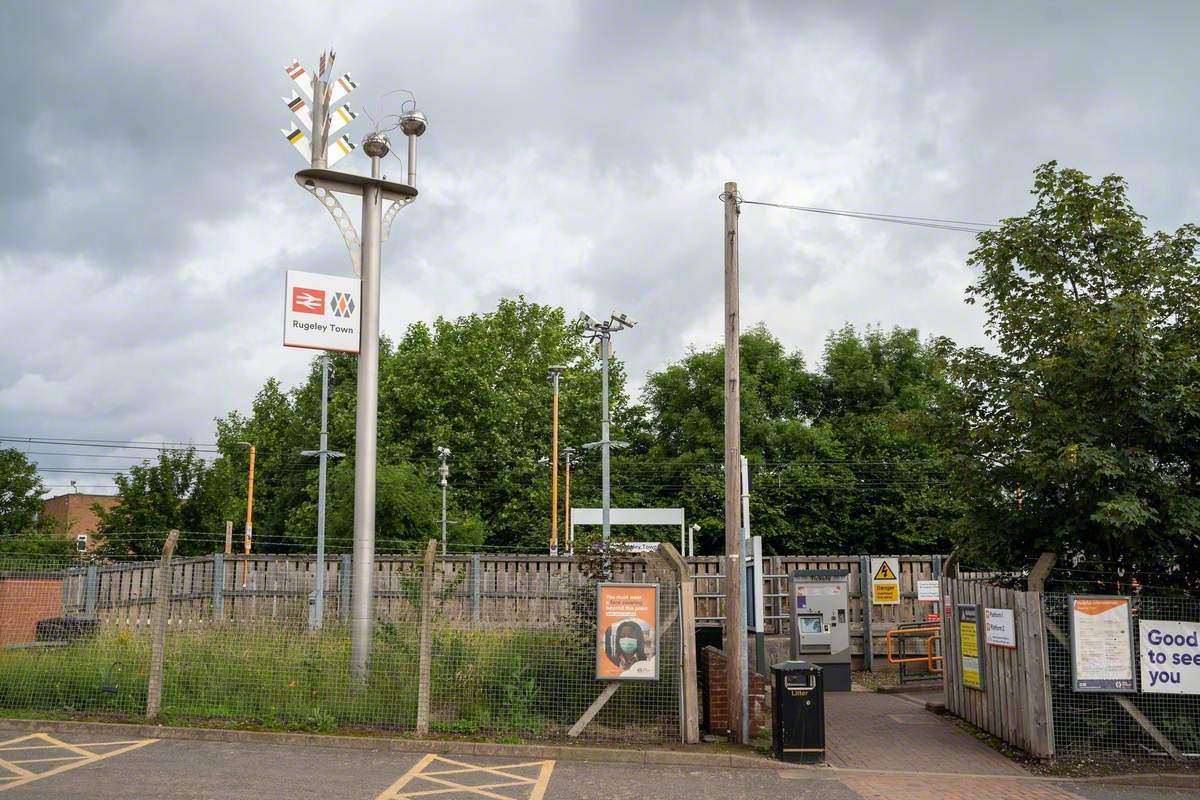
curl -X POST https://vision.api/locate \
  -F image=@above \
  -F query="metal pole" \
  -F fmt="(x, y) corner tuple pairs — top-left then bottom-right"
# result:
(441, 476), (448, 555)
(243, 445), (255, 588)
(550, 371), (561, 555)
(722, 180), (746, 744)
(739, 454), (750, 743)
(564, 450), (573, 554)
(351, 150), (385, 680)
(600, 335), (611, 543)
(313, 354), (330, 629)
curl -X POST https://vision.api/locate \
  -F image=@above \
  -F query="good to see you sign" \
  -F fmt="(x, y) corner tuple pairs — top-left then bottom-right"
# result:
(1140, 620), (1200, 695)
(283, 269), (361, 353)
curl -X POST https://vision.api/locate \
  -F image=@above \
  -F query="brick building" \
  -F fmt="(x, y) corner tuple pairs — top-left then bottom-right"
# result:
(40, 493), (118, 550)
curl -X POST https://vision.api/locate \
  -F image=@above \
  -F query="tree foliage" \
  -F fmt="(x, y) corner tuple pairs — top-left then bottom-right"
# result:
(933, 163), (1200, 584)
(639, 324), (956, 555)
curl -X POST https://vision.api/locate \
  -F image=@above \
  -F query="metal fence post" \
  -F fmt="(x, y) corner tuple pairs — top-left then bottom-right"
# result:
(415, 539), (437, 737)
(84, 564), (98, 617)
(212, 555), (224, 620)
(470, 553), (481, 624)
(860, 554), (874, 671)
(339, 554), (352, 624)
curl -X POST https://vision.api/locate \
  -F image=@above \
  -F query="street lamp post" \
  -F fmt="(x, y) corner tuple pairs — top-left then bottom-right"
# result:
(577, 313), (636, 544)
(236, 441), (256, 588)
(301, 354), (345, 629)
(548, 365), (566, 555)
(282, 50), (426, 679)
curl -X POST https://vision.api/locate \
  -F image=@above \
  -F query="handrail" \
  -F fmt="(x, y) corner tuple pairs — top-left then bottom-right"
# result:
(885, 625), (944, 674)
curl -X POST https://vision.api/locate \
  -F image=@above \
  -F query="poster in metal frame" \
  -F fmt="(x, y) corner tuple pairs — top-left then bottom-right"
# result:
(1068, 595), (1135, 693)
(595, 582), (660, 681)
(957, 603), (985, 691)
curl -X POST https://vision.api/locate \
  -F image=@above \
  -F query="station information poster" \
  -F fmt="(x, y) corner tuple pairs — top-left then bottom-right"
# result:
(1069, 596), (1135, 693)
(1139, 619), (1200, 695)
(596, 583), (659, 681)
(958, 604), (984, 690)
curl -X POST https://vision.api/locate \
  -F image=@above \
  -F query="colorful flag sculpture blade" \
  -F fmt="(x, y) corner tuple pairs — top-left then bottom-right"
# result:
(326, 133), (356, 166)
(282, 126), (311, 162)
(286, 93), (313, 130)
(285, 59), (314, 101)
(327, 73), (358, 105)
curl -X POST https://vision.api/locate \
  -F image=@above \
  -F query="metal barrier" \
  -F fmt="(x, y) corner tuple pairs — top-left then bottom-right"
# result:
(885, 624), (942, 682)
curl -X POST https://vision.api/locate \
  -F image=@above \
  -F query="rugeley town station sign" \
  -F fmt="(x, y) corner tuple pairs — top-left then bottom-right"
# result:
(283, 269), (362, 353)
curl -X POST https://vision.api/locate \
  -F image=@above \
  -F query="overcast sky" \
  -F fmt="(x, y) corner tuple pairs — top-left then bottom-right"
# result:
(3, 1), (1198, 497)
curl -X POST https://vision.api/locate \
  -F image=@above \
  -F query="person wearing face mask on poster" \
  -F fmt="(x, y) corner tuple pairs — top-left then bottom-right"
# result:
(611, 619), (649, 671)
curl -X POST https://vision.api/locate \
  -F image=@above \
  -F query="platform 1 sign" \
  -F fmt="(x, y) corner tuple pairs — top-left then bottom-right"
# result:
(870, 557), (900, 605)
(283, 269), (361, 353)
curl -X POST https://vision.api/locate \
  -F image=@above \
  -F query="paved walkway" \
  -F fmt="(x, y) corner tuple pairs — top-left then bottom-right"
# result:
(824, 687), (1026, 775)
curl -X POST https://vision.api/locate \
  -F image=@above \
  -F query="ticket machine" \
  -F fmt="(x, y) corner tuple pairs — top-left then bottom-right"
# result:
(789, 569), (852, 691)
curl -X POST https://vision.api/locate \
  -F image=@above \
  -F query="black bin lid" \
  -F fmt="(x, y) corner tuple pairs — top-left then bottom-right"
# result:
(770, 660), (823, 674)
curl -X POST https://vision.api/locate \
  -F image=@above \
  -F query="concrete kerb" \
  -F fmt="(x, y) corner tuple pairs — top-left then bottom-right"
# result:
(0, 718), (783, 771)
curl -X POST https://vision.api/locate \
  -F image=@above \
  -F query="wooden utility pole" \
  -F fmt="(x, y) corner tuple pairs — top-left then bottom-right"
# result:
(723, 181), (746, 743)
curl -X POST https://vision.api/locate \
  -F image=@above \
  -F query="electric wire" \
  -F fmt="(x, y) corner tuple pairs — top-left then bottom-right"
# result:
(738, 199), (998, 233)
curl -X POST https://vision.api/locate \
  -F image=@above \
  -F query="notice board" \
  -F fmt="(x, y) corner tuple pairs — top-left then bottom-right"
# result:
(1069, 596), (1135, 693)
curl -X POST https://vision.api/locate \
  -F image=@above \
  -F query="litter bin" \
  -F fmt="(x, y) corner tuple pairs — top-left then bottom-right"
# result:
(771, 661), (825, 763)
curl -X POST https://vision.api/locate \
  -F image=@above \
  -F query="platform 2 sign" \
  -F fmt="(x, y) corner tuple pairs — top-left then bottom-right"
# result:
(1069, 596), (1135, 693)
(1139, 620), (1200, 695)
(958, 604), (984, 690)
(870, 557), (900, 605)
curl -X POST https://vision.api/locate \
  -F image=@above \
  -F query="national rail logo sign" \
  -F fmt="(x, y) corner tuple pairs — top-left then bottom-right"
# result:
(284, 270), (361, 353)
(292, 287), (326, 314)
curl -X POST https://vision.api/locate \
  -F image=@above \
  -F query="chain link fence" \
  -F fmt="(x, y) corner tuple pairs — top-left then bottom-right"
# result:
(1044, 592), (1200, 760)
(0, 549), (682, 743)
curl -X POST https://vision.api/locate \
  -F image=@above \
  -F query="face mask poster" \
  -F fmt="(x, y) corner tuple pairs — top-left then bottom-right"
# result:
(596, 583), (659, 681)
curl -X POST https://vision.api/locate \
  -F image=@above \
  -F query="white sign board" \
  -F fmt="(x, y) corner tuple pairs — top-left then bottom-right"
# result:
(1139, 620), (1200, 695)
(283, 270), (361, 353)
(1069, 596), (1135, 693)
(870, 557), (900, 605)
(984, 607), (1016, 648)
(917, 580), (940, 602)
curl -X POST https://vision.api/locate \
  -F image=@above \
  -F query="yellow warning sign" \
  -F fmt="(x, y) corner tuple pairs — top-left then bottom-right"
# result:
(873, 583), (899, 604)
(873, 561), (897, 582)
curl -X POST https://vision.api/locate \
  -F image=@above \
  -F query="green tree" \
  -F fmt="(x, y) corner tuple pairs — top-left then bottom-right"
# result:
(95, 449), (214, 555)
(0, 449), (44, 534)
(640, 325), (955, 554)
(933, 163), (1200, 585)
(0, 449), (76, 557)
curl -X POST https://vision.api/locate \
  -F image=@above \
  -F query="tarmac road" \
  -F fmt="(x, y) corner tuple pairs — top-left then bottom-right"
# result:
(0, 727), (1193, 800)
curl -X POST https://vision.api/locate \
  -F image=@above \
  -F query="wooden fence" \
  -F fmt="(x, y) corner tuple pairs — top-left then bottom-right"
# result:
(56, 554), (677, 628)
(940, 577), (1054, 758)
(50, 553), (950, 655)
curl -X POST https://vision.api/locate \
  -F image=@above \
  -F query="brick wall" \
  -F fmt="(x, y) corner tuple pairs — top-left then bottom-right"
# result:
(701, 645), (769, 736)
(0, 579), (64, 646)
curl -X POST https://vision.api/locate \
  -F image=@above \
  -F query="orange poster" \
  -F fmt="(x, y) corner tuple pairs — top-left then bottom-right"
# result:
(596, 583), (659, 681)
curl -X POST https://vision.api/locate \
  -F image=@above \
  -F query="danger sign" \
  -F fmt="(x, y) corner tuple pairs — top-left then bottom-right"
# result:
(870, 557), (900, 606)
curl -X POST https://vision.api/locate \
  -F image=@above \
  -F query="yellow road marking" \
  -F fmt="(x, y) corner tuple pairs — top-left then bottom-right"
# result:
(0, 732), (157, 793)
(376, 753), (555, 800)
